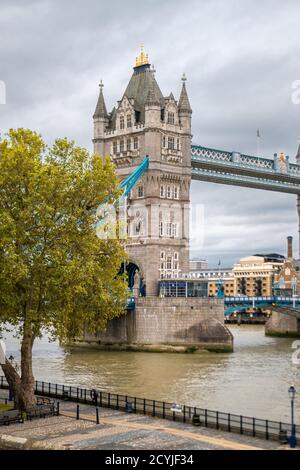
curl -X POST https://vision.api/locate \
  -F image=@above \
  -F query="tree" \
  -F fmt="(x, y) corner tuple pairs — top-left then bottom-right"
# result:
(0, 128), (128, 410)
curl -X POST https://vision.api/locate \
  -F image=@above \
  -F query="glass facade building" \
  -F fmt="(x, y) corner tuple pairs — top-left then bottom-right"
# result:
(159, 280), (208, 298)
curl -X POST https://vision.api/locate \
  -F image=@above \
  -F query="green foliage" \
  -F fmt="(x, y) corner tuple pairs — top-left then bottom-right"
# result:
(0, 128), (128, 341)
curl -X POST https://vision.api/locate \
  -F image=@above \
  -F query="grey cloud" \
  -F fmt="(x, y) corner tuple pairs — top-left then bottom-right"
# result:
(0, 0), (300, 267)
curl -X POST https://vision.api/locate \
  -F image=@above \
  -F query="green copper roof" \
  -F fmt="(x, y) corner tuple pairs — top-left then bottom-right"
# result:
(122, 65), (164, 122)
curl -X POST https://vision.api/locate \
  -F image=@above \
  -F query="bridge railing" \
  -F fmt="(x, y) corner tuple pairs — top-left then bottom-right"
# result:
(225, 296), (299, 303)
(191, 145), (300, 177)
(0, 376), (298, 445)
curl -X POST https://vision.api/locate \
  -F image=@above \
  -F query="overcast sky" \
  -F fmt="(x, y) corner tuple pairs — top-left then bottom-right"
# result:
(0, 0), (300, 267)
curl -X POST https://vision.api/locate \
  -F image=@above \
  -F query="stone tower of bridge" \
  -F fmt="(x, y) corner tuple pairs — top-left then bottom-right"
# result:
(296, 143), (300, 259)
(93, 48), (192, 296)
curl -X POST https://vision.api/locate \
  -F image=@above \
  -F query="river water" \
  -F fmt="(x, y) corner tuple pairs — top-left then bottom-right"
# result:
(1, 325), (300, 423)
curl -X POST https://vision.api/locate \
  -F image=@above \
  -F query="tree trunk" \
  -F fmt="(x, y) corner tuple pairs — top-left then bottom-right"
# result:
(1, 359), (22, 409)
(1, 325), (36, 411)
(19, 325), (36, 410)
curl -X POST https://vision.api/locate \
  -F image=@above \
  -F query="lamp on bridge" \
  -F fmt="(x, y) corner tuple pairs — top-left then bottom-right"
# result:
(288, 386), (296, 448)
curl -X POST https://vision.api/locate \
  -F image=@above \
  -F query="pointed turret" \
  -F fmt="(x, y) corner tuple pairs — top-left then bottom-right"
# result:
(178, 74), (192, 114)
(178, 74), (192, 136)
(93, 80), (108, 119)
(93, 80), (109, 155)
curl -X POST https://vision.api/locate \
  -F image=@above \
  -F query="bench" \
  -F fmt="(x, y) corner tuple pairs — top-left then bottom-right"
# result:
(0, 409), (24, 426)
(36, 396), (54, 406)
(26, 403), (56, 421)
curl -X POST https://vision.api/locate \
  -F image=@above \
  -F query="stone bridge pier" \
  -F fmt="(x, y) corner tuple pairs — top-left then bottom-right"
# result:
(265, 311), (300, 338)
(81, 297), (233, 353)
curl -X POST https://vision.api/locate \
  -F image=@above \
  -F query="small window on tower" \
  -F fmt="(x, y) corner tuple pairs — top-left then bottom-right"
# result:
(120, 115), (125, 130)
(160, 185), (165, 198)
(168, 137), (175, 150)
(174, 186), (179, 199)
(127, 115), (132, 128)
(172, 223), (178, 238)
(167, 186), (171, 198)
(167, 112), (175, 125)
(159, 221), (164, 237)
(162, 136), (166, 148)
(135, 220), (141, 234)
(177, 138), (180, 150)
(137, 186), (144, 198)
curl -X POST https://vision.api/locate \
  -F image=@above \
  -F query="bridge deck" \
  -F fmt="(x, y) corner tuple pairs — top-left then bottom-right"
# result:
(191, 145), (300, 194)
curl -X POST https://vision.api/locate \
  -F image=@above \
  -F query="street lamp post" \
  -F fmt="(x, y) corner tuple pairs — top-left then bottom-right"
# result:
(288, 386), (296, 448)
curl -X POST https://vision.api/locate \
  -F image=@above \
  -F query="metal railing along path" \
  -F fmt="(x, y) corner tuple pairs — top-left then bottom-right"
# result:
(0, 376), (298, 446)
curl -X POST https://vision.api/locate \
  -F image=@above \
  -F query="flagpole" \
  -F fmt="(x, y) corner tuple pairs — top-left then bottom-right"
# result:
(256, 129), (261, 157)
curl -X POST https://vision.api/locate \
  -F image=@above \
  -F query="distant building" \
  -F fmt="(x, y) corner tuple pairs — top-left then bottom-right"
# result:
(274, 236), (300, 296)
(182, 269), (234, 297)
(232, 236), (300, 297)
(232, 255), (284, 296)
(189, 236), (300, 298)
(190, 259), (208, 271)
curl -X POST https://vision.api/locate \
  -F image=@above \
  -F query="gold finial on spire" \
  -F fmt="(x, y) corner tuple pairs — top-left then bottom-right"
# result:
(135, 45), (150, 67)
